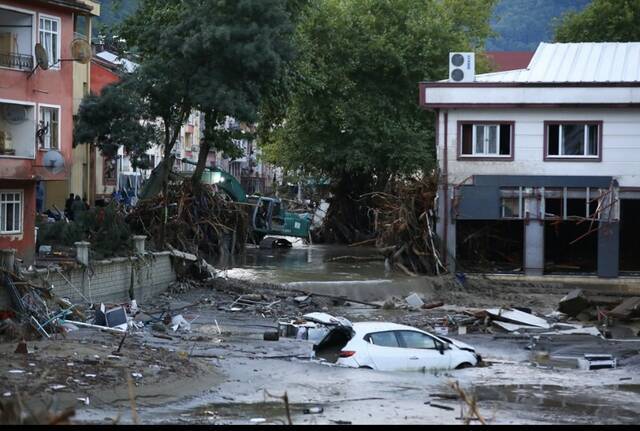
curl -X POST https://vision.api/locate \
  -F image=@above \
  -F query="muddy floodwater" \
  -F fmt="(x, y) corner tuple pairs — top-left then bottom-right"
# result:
(27, 243), (640, 425)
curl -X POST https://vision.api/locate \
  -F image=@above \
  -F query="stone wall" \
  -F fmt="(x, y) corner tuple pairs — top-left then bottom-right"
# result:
(0, 251), (177, 309)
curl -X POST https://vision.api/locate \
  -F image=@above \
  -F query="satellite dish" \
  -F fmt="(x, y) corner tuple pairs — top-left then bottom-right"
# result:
(3, 105), (27, 124)
(42, 149), (65, 174)
(71, 39), (92, 64)
(34, 43), (49, 70)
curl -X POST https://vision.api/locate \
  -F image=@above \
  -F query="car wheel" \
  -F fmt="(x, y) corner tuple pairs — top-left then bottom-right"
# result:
(455, 362), (473, 369)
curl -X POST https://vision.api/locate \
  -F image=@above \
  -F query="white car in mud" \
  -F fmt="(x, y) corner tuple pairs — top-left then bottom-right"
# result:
(313, 322), (481, 371)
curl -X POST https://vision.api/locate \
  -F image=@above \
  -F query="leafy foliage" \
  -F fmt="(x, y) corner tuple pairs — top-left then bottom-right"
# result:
(260, 0), (496, 180)
(555, 0), (640, 42)
(74, 78), (157, 169)
(487, 0), (591, 51)
(37, 205), (132, 259)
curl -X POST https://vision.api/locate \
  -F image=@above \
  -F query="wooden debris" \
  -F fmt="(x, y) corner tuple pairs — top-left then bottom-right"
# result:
(608, 297), (640, 320)
(365, 174), (446, 276)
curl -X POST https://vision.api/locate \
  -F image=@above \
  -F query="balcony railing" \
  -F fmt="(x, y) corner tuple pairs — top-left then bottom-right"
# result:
(0, 52), (34, 71)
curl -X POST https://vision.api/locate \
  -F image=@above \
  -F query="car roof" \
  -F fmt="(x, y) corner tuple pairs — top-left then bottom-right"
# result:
(352, 321), (425, 334)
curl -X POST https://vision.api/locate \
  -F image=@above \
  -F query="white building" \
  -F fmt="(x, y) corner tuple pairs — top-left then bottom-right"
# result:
(420, 43), (640, 278)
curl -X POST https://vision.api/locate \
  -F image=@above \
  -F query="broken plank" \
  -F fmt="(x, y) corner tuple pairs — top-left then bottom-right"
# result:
(608, 297), (640, 320)
(486, 308), (550, 329)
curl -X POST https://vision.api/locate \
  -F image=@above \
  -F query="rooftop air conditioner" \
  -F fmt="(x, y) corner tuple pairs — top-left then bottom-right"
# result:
(449, 52), (475, 82)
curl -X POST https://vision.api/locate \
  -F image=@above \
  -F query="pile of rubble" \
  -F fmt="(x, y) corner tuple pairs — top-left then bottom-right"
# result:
(127, 180), (249, 257)
(376, 290), (636, 340)
(368, 174), (446, 276)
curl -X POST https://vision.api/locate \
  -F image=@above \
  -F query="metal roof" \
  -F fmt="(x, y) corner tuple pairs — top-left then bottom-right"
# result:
(95, 51), (138, 73)
(474, 42), (640, 83)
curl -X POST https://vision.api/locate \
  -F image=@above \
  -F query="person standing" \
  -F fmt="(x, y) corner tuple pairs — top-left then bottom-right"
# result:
(65, 193), (75, 220)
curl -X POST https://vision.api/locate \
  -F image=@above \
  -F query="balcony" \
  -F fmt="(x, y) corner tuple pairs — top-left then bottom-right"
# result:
(0, 102), (36, 159)
(0, 7), (34, 72)
(0, 52), (33, 70)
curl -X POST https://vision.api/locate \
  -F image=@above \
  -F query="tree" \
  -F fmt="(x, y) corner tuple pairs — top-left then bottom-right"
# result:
(170, 0), (295, 188)
(73, 77), (157, 170)
(259, 0), (496, 242)
(554, 0), (640, 42)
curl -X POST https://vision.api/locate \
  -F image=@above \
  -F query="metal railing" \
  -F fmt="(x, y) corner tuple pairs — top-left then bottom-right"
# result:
(0, 52), (33, 70)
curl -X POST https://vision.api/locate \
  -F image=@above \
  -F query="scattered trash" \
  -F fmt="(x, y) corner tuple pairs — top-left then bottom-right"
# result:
(425, 401), (455, 411)
(8, 370), (25, 374)
(608, 297), (640, 320)
(558, 289), (590, 317)
(50, 384), (66, 391)
(405, 293), (425, 308)
(14, 340), (29, 354)
(131, 372), (143, 379)
(263, 330), (279, 341)
(486, 308), (550, 329)
(422, 301), (444, 310)
(2, 392), (11, 397)
(77, 397), (90, 406)
(171, 314), (192, 332)
(303, 407), (324, 414)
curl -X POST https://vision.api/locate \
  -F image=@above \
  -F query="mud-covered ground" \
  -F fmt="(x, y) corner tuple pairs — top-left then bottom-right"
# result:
(3, 275), (640, 425)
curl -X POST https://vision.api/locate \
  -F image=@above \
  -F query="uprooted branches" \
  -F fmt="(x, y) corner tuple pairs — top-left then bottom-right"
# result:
(127, 180), (249, 258)
(366, 174), (447, 276)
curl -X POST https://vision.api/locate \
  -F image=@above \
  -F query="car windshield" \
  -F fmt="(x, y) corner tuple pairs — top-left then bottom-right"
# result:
(397, 331), (437, 349)
(368, 331), (399, 347)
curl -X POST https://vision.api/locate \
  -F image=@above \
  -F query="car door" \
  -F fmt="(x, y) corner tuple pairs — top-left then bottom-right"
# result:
(364, 331), (405, 371)
(396, 330), (451, 371)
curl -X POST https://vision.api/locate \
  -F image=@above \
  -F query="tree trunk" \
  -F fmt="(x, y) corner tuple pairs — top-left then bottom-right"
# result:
(192, 111), (216, 190)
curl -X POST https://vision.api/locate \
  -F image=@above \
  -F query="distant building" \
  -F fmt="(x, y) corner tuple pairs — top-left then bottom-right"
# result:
(420, 43), (640, 278)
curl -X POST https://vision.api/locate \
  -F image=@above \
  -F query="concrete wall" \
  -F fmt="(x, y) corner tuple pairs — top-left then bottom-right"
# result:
(437, 108), (640, 188)
(0, 251), (177, 309)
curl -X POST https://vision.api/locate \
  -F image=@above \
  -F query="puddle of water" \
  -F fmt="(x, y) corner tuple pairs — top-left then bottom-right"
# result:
(471, 384), (640, 424)
(191, 401), (318, 424)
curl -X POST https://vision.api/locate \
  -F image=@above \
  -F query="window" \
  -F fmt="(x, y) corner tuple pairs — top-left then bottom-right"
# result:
(0, 191), (23, 234)
(39, 15), (60, 69)
(367, 331), (400, 348)
(460, 122), (512, 158)
(396, 331), (437, 350)
(500, 187), (525, 219)
(546, 123), (600, 159)
(38, 106), (59, 149)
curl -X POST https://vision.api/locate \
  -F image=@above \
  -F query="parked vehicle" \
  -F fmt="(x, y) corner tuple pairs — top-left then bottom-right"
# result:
(313, 321), (481, 371)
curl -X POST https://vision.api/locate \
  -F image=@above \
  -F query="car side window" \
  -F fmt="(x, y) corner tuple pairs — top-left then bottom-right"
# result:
(397, 331), (437, 350)
(367, 331), (400, 347)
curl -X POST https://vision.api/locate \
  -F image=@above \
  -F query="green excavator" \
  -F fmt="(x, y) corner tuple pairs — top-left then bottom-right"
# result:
(139, 157), (312, 245)
(200, 167), (312, 244)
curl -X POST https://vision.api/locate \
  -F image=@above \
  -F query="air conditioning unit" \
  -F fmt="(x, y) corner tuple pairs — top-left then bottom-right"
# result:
(449, 52), (475, 82)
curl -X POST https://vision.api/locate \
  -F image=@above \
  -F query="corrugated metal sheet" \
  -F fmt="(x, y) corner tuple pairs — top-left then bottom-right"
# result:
(473, 43), (640, 83)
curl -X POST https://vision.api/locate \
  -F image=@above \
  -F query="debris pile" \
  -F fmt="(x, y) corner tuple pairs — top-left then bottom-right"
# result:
(0, 270), (86, 341)
(127, 180), (249, 257)
(367, 174), (446, 276)
(557, 289), (640, 337)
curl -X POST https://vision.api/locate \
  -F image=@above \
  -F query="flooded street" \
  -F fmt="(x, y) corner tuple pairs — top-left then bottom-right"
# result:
(67, 243), (640, 425)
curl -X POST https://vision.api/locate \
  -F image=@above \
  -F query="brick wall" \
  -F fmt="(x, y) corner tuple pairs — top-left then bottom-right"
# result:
(0, 252), (177, 309)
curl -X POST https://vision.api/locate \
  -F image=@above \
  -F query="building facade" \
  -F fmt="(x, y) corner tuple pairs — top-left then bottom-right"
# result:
(0, 0), (97, 262)
(420, 43), (640, 278)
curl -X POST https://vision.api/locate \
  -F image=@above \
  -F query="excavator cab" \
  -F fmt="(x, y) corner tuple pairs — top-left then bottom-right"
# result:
(249, 196), (311, 242)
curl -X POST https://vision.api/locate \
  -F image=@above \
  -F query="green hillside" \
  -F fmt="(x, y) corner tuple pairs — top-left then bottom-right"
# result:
(487, 0), (591, 51)
(93, 0), (593, 51)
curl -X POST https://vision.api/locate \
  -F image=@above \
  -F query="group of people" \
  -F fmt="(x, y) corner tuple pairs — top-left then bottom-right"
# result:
(64, 193), (90, 221)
